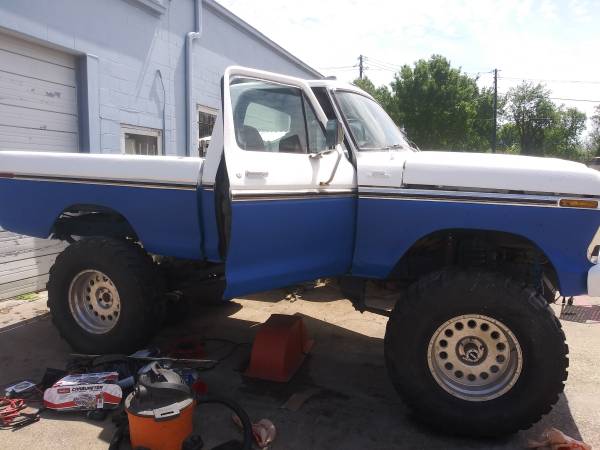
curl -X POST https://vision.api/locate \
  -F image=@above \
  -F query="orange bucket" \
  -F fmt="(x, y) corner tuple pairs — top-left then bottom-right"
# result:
(125, 388), (195, 450)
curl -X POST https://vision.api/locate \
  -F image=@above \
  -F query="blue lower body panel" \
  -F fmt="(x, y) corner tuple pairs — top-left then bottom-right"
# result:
(352, 198), (600, 296)
(224, 196), (355, 298)
(0, 179), (202, 260)
(199, 188), (221, 262)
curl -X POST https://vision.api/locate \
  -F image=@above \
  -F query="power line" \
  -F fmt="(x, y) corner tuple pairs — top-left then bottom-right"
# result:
(499, 76), (600, 85)
(364, 57), (402, 70)
(327, 56), (600, 86)
(549, 97), (600, 103)
(366, 62), (397, 72)
(368, 56), (495, 75)
(332, 56), (600, 104)
(317, 65), (357, 71)
(465, 71), (494, 77)
(496, 92), (600, 104)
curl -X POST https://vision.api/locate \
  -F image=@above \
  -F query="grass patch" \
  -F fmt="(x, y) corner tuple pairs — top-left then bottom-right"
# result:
(15, 292), (39, 301)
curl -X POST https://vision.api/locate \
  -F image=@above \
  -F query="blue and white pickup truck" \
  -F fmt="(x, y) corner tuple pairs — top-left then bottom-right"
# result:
(1, 66), (600, 436)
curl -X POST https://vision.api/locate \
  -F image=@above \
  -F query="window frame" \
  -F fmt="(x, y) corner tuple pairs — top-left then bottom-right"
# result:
(332, 88), (411, 152)
(230, 76), (327, 155)
(301, 93), (328, 153)
(120, 124), (162, 156)
(197, 105), (218, 157)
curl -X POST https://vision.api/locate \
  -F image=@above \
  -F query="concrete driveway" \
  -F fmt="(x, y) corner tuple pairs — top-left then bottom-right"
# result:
(1, 283), (599, 449)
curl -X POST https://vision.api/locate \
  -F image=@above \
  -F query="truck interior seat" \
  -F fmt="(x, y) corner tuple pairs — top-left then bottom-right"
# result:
(278, 134), (304, 153)
(238, 125), (265, 151)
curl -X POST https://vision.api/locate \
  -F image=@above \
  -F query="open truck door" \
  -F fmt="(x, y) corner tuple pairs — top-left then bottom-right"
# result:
(213, 66), (357, 298)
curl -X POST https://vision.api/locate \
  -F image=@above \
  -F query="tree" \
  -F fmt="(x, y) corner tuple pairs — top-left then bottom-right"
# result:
(504, 82), (586, 159)
(544, 107), (586, 160)
(387, 55), (493, 151)
(504, 83), (555, 156)
(471, 86), (502, 150)
(352, 77), (392, 111)
(350, 55), (588, 160)
(589, 105), (600, 156)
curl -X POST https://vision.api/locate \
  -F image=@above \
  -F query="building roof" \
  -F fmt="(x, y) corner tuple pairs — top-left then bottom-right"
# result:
(205, 0), (322, 79)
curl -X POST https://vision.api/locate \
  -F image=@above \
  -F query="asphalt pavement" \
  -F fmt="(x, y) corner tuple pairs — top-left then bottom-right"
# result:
(0, 285), (598, 449)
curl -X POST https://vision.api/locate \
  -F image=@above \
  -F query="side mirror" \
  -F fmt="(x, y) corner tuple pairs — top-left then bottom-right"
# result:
(326, 119), (343, 149)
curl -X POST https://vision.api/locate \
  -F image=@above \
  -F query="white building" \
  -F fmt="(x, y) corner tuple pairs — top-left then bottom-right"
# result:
(0, 0), (320, 298)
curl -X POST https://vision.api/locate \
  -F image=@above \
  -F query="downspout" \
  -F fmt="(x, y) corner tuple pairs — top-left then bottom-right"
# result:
(186, 0), (203, 156)
(156, 69), (166, 154)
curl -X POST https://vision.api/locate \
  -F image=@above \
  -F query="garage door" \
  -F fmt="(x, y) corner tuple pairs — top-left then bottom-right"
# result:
(0, 227), (67, 300)
(0, 32), (74, 299)
(0, 31), (79, 152)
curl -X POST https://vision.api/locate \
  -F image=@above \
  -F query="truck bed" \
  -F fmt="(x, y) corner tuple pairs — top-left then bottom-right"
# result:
(0, 151), (204, 259)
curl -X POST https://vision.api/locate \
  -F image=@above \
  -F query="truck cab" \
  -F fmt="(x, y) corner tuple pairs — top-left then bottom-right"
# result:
(1, 65), (600, 437)
(203, 67), (600, 302)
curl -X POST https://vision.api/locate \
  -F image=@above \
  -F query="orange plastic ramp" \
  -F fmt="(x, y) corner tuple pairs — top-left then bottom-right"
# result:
(245, 314), (314, 382)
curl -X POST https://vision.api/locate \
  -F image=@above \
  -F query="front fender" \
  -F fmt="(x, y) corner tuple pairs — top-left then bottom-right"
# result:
(351, 198), (600, 296)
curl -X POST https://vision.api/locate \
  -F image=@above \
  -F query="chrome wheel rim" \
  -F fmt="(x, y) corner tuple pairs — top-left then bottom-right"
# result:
(427, 314), (523, 401)
(68, 270), (121, 334)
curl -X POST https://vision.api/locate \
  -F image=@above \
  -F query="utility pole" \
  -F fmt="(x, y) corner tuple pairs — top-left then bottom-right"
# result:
(492, 68), (498, 153)
(359, 55), (364, 80)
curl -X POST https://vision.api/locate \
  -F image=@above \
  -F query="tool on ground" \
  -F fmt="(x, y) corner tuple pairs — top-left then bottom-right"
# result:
(44, 372), (122, 411)
(232, 415), (276, 448)
(245, 314), (314, 382)
(165, 338), (206, 360)
(1, 380), (44, 430)
(70, 352), (217, 366)
(0, 370), (67, 431)
(0, 396), (41, 430)
(4, 381), (37, 397)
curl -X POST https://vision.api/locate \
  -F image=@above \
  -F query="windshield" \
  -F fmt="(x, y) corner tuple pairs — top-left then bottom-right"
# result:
(335, 91), (412, 151)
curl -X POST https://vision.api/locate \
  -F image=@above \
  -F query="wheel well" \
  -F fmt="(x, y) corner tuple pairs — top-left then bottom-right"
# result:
(390, 229), (560, 297)
(52, 204), (137, 242)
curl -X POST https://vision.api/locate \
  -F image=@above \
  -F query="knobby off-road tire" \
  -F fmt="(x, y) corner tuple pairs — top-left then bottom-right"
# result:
(47, 237), (165, 354)
(384, 268), (568, 437)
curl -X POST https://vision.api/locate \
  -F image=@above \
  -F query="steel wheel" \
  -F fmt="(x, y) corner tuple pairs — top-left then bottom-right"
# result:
(68, 270), (121, 334)
(427, 314), (523, 401)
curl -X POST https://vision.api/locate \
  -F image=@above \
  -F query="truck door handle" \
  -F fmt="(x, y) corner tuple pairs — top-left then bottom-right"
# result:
(245, 170), (269, 178)
(369, 170), (390, 178)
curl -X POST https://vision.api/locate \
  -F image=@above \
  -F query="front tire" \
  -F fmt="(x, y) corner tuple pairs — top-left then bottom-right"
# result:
(384, 268), (568, 437)
(48, 238), (164, 354)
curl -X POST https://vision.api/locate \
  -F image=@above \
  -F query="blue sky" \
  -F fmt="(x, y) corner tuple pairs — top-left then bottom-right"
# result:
(218, 0), (600, 131)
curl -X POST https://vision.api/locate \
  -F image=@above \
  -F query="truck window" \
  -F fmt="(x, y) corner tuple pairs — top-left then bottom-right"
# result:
(311, 87), (337, 120)
(303, 95), (327, 153)
(335, 91), (409, 151)
(230, 78), (325, 154)
(310, 86), (350, 155)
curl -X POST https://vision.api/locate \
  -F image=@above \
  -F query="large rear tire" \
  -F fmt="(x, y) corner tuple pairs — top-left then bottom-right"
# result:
(384, 268), (568, 437)
(47, 238), (165, 354)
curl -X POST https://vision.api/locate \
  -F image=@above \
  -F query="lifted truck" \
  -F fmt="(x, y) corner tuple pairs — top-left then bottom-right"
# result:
(1, 66), (600, 436)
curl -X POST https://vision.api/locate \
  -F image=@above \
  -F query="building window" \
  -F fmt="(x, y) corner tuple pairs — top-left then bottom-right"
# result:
(121, 125), (162, 156)
(198, 105), (217, 157)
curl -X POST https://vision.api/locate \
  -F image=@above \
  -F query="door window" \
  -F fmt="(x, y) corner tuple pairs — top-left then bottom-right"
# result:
(230, 78), (325, 154)
(303, 96), (327, 153)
